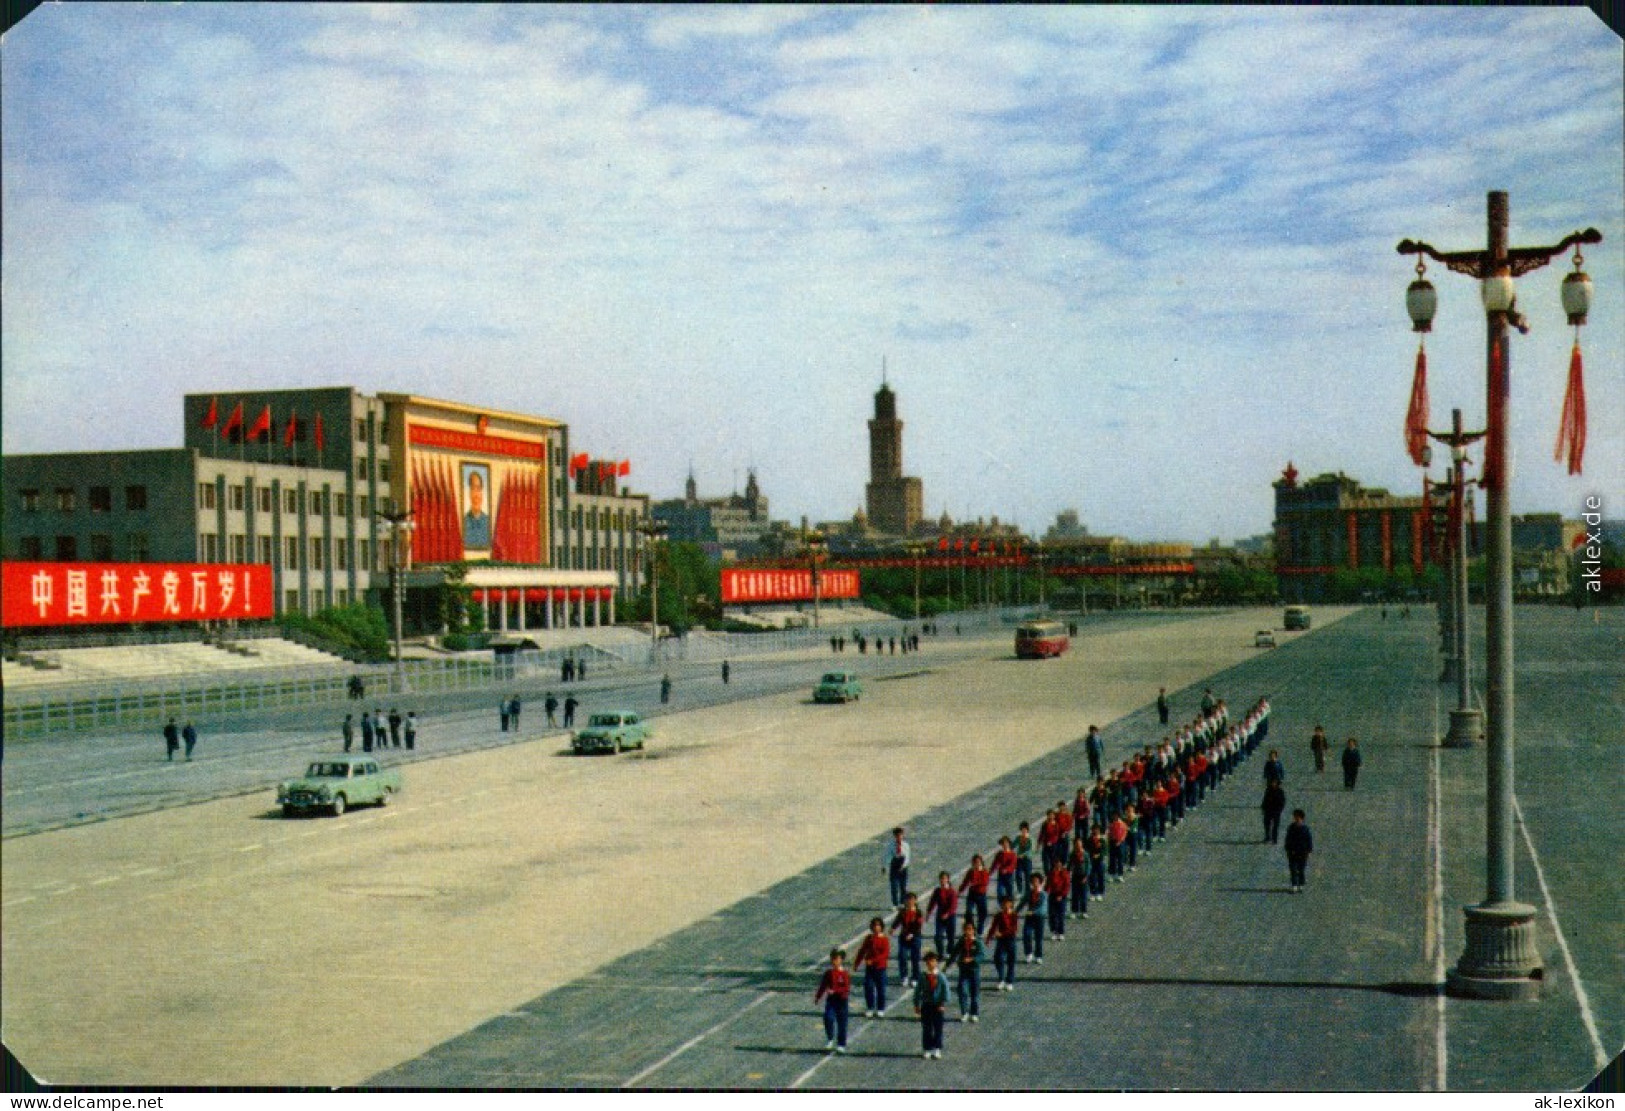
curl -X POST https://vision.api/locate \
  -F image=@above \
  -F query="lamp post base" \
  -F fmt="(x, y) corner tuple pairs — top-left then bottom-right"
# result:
(1447, 902), (1543, 1000)
(1443, 707), (1482, 748)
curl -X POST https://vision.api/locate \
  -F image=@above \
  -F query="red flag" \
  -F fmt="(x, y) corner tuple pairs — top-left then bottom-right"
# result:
(200, 397), (219, 430)
(1554, 342), (1586, 475)
(937, 537), (949, 551)
(248, 405), (272, 442)
(1404, 346), (1430, 466)
(970, 539), (980, 553)
(284, 413), (299, 447)
(569, 452), (589, 476)
(618, 459), (630, 477)
(314, 412), (325, 452)
(1482, 340), (1506, 492)
(221, 401), (244, 437)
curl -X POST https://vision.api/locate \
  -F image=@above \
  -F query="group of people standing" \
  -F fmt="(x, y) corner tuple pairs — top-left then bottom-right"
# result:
(342, 707), (418, 752)
(820, 692), (1281, 1058)
(830, 630), (923, 656)
(162, 717), (199, 761)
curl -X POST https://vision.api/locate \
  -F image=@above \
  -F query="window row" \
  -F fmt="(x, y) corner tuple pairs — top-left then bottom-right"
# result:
(17, 486), (147, 513)
(195, 484), (371, 518)
(14, 534), (150, 562)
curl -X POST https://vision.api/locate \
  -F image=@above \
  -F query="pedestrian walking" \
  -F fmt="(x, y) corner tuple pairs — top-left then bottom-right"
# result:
(958, 854), (991, 933)
(1284, 809), (1313, 892)
(404, 712), (417, 750)
(561, 657), (572, 683)
(509, 696), (522, 730)
(721, 660), (731, 684)
(342, 714), (354, 753)
(1157, 687), (1170, 725)
(927, 872), (959, 958)
(1067, 836), (1091, 918)
(952, 920), (984, 1023)
(500, 700), (510, 732)
(563, 695), (578, 728)
(1107, 814), (1128, 881)
(891, 892), (924, 987)
(577, 659), (587, 681)
(545, 692), (559, 727)
(361, 711), (375, 752)
(814, 948), (851, 1053)
(182, 721), (198, 761)
(1046, 859), (1070, 940)
(853, 918), (891, 1017)
(1085, 827), (1107, 898)
(1310, 725), (1330, 773)
(885, 827), (911, 908)
(985, 896), (1019, 991)
(1085, 725), (1104, 778)
(991, 836), (1018, 904)
(163, 717), (180, 762)
(913, 952), (949, 1059)
(1014, 821), (1035, 894)
(1341, 738), (1363, 789)
(389, 708), (403, 748)
(1263, 749), (1285, 785)
(660, 674), (672, 704)
(1261, 779), (1286, 844)
(1021, 875), (1047, 964)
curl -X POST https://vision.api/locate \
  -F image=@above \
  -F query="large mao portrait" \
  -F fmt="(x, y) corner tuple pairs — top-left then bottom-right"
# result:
(461, 461), (493, 552)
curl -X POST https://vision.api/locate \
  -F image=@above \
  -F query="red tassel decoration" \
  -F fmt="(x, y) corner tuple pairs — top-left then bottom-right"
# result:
(1404, 344), (1431, 465)
(1555, 342), (1586, 475)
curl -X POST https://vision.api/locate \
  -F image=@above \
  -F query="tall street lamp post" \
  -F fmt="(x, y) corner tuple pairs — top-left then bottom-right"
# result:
(1399, 190), (1600, 1000)
(906, 540), (927, 621)
(1033, 545), (1048, 609)
(1428, 409), (1485, 748)
(803, 529), (827, 629)
(376, 500), (416, 694)
(638, 519), (669, 661)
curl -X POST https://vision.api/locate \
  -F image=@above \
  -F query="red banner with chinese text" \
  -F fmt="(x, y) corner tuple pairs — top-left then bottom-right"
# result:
(720, 567), (861, 604)
(2, 563), (274, 628)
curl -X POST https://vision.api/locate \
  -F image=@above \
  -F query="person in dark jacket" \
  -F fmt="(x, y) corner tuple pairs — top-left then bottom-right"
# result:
(1310, 725), (1330, 773)
(544, 692), (559, 727)
(1263, 749), (1285, 785)
(361, 711), (375, 752)
(1157, 688), (1170, 725)
(1341, 738), (1363, 789)
(388, 708), (403, 748)
(342, 714), (354, 753)
(182, 721), (198, 761)
(1284, 809), (1313, 892)
(913, 952), (949, 1059)
(163, 718), (180, 762)
(1261, 779), (1287, 843)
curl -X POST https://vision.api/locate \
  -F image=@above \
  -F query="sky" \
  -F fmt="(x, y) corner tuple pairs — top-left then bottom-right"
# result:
(3, 5), (1621, 544)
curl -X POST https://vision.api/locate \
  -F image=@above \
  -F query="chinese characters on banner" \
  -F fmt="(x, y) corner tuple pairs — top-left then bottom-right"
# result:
(719, 567), (861, 605)
(1, 563), (275, 628)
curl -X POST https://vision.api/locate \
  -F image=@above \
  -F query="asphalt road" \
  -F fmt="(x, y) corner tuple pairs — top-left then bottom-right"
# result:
(369, 606), (1622, 1092)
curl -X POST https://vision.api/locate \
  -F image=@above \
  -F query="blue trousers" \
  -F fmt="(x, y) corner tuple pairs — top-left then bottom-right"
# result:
(822, 996), (849, 1047)
(992, 938), (1016, 985)
(965, 891), (988, 932)
(920, 1004), (945, 1052)
(933, 916), (957, 958)
(889, 866), (908, 907)
(956, 964), (980, 1016)
(896, 936), (921, 984)
(863, 966), (887, 1012)
(1022, 914), (1045, 959)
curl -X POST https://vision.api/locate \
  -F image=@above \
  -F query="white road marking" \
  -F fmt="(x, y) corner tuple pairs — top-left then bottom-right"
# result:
(620, 991), (773, 1088)
(4, 895), (37, 907)
(90, 876), (120, 887)
(129, 867), (163, 876)
(235, 843), (263, 854)
(1513, 795), (1609, 1071)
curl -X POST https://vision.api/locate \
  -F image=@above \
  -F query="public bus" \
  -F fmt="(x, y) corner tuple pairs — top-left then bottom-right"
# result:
(1015, 620), (1070, 659)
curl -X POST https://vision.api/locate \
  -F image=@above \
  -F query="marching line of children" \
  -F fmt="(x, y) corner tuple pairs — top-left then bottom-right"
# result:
(815, 694), (1271, 1059)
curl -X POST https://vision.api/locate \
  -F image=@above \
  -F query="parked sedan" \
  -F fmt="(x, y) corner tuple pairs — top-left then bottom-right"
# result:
(813, 671), (863, 703)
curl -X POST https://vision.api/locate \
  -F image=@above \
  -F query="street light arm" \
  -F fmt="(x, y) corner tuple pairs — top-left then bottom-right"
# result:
(1398, 228), (1601, 279)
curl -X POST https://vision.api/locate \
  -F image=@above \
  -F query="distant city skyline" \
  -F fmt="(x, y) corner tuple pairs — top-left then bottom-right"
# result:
(4, 6), (1621, 543)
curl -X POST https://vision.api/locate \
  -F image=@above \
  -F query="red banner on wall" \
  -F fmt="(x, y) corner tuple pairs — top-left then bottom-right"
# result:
(408, 423), (546, 461)
(1, 563), (274, 628)
(721, 567), (861, 604)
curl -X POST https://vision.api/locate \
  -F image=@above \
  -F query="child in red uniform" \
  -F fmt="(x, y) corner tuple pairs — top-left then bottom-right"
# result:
(986, 895), (1020, 990)
(926, 871), (960, 958)
(814, 948), (851, 1052)
(1068, 836), (1090, 917)
(853, 916), (891, 1017)
(1107, 814), (1129, 880)
(992, 837), (1019, 904)
(1046, 858), (1070, 939)
(1021, 874), (1047, 964)
(958, 853), (991, 932)
(891, 892), (924, 987)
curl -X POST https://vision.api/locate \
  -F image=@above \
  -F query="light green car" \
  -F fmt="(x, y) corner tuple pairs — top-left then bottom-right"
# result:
(277, 757), (401, 817)
(813, 671), (862, 704)
(572, 711), (651, 755)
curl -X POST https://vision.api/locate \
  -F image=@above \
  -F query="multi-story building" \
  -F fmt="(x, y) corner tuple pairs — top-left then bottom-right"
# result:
(1272, 463), (1432, 603)
(3, 388), (650, 635)
(652, 469), (773, 559)
(865, 380), (923, 536)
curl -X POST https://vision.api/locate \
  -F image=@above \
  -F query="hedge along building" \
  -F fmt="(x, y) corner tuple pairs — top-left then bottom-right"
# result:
(2, 388), (647, 638)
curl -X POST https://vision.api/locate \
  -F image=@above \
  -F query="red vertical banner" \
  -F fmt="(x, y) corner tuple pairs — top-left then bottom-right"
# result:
(1346, 512), (1360, 571)
(1411, 510), (1425, 575)
(1381, 512), (1393, 572)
